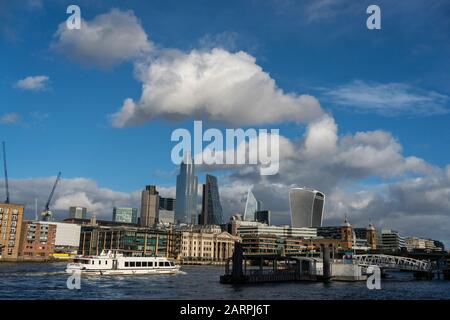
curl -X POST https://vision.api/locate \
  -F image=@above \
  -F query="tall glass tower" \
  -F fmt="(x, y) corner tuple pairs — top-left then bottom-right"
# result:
(175, 153), (198, 224)
(243, 187), (261, 221)
(200, 174), (223, 225)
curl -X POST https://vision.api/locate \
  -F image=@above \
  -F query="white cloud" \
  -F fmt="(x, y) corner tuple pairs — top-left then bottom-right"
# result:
(15, 75), (49, 91)
(0, 112), (20, 124)
(2, 177), (141, 220)
(324, 80), (449, 116)
(110, 48), (324, 127)
(52, 9), (153, 68)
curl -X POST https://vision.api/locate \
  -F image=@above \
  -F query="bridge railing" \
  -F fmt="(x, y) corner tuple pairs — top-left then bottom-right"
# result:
(352, 254), (432, 271)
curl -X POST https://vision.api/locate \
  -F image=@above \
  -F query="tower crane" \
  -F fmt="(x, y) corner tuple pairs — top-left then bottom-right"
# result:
(41, 172), (61, 221)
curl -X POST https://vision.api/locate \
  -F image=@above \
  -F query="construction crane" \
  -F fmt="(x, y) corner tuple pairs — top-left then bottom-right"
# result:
(2, 141), (9, 204)
(41, 172), (61, 221)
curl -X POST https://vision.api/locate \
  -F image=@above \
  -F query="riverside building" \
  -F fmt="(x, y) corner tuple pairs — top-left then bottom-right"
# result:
(0, 202), (24, 260)
(78, 224), (180, 258)
(177, 225), (239, 263)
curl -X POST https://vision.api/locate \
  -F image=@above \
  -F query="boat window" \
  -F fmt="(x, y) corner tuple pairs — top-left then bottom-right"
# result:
(159, 261), (164, 267)
(125, 262), (129, 267)
(165, 262), (171, 267)
(142, 262), (147, 267)
(136, 262), (142, 267)
(130, 262), (135, 267)
(169, 262), (174, 266)
(92, 260), (94, 265)
(105, 261), (108, 265)
(99, 260), (101, 265)
(148, 262), (153, 267)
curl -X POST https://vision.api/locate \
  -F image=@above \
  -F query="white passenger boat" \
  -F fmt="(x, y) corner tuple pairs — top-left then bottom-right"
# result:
(65, 250), (181, 275)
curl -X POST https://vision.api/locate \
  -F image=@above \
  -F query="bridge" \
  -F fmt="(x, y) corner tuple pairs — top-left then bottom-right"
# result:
(352, 254), (432, 272)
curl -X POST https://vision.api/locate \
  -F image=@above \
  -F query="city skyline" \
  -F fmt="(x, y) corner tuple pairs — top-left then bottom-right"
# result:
(1, 0), (450, 246)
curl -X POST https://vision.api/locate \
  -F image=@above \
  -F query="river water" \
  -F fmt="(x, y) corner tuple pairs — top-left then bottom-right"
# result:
(0, 262), (449, 299)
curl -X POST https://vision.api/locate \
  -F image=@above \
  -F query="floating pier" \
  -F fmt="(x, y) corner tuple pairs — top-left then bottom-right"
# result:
(220, 243), (336, 284)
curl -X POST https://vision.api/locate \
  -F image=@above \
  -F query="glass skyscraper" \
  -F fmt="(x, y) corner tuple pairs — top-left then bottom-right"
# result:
(112, 207), (138, 224)
(243, 187), (261, 221)
(200, 174), (223, 225)
(175, 153), (198, 224)
(289, 187), (325, 228)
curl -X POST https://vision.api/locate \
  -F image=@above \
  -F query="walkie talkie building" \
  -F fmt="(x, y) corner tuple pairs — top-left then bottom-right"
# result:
(289, 187), (325, 228)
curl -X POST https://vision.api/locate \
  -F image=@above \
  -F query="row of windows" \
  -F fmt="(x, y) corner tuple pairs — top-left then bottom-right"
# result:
(124, 261), (173, 267)
(0, 208), (19, 214)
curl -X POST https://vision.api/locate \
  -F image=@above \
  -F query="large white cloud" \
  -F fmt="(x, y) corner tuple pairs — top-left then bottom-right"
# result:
(110, 48), (324, 127)
(51, 9), (152, 68)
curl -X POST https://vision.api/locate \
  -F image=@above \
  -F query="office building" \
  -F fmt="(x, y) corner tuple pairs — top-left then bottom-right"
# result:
(226, 214), (263, 236)
(0, 203), (24, 260)
(68, 206), (87, 219)
(159, 210), (175, 225)
(140, 185), (159, 227)
(47, 222), (81, 252)
(289, 187), (325, 228)
(19, 221), (56, 260)
(405, 237), (444, 252)
(243, 188), (261, 221)
(200, 174), (223, 225)
(113, 207), (138, 224)
(158, 197), (176, 225)
(175, 154), (198, 224)
(78, 224), (179, 258)
(255, 210), (271, 225)
(378, 229), (406, 253)
(237, 224), (317, 239)
(240, 233), (279, 255)
(159, 197), (176, 211)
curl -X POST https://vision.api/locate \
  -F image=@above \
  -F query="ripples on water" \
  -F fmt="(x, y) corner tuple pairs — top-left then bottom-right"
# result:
(0, 262), (450, 299)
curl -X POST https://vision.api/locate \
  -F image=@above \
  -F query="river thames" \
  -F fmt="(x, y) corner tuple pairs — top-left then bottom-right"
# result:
(1, 262), (449, 299)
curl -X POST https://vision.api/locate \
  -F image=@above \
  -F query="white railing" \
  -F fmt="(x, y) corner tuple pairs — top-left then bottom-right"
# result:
(352, 254), (432, 271)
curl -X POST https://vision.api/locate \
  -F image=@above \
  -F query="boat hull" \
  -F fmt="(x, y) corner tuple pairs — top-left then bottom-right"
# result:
(65, 267), (181, 276)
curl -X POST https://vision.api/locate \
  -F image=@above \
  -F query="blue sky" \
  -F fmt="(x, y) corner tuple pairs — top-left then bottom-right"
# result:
(1, 0), (450, 242)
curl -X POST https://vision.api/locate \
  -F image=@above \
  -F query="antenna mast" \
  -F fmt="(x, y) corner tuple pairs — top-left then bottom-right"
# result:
(2, 141), (10, 204)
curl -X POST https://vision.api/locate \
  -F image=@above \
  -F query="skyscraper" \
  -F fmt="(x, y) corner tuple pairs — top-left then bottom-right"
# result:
(68, 206), (87, 219)
(289, 187), (325, 228)
(140, 185), (159, 227)
(255, 210), (271, 225)
(159, 197), (176, 225)
(175, 154), (198, 224)
(113, 207), (138, 224)
(200, 174), (223, 225)
(243, 187), (261, 221)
